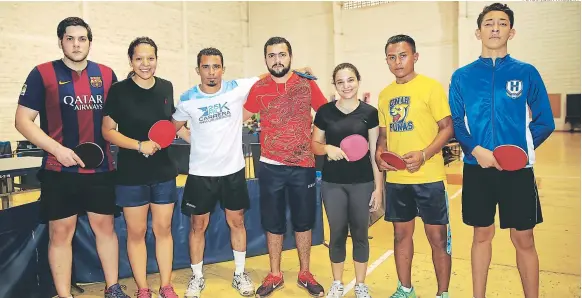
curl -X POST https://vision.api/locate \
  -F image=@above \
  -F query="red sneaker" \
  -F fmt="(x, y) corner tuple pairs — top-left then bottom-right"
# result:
(255, 272), (284, 297)
(297, 271), (324, 297)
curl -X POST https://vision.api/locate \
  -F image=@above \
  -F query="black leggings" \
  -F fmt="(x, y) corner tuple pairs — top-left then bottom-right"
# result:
(322, 181), (374, 263)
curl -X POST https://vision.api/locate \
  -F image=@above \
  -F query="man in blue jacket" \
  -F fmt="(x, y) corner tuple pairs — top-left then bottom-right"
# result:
(449, 3), (554, 298)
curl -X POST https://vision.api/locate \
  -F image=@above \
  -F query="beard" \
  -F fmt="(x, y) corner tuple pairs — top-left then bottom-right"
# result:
(268, 63), (291, 78)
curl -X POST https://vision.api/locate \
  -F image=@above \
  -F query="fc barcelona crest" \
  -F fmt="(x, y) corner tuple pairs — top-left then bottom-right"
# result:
(505, 80), (523, 99)
(90, 76), (103, 88)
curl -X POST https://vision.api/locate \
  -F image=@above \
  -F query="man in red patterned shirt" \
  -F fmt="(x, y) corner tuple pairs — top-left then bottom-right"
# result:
(243, 37), (327, 297)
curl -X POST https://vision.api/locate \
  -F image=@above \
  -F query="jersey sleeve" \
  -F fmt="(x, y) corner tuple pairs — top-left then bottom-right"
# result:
(172, 92), (191, 122)
(309, 80), (328, 112)
(367, 106), (380, 129)
(428, 82), (452, 122)
(313, 104), (327, 130)
(18, 67), (45, 112)
(526, 65), (555, 148)
(449, 71), (478, 154)
(243, 83), (260, 113)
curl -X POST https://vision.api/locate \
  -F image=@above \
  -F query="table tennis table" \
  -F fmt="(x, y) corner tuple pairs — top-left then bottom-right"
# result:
(0, 156), (42, 210)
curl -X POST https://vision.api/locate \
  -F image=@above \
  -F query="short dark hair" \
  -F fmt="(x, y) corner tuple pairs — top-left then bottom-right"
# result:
(384, 34), (416, 55)
(57, 17), (92, 42)
(197, 47), (224, 67)
(332, 63), (361, 84)
(477, 3), (514, 29)
(264, 37), (292, 57)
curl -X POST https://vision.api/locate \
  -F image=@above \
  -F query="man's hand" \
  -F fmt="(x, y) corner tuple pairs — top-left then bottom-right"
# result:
(402, 150), (424, 173)
(325, 145), (349, 161)
(375, 151), (398, 171)
(472, 146), (502, 170)
(54, 145), (85, 168)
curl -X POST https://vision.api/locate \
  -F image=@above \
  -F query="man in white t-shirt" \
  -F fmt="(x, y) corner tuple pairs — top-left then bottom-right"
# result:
(172, 47), (260, 298)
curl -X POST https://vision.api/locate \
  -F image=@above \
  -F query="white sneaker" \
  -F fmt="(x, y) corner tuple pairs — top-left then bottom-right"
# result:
(184, 274), (205, 298)
(232, 272), (255, 296)
(355, 283), (372, 298)
(326, 281), (344, 298)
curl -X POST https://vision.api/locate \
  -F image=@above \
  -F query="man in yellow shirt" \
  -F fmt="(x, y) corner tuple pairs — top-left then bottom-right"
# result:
(375, 34), (454, 298)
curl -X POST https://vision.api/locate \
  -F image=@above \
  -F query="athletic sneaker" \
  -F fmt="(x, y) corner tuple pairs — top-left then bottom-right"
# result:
(355, 283), (372, 298)
(438, 292), (450, 298)
(158, 285), (178, 298)
(104, 283), (130, 298)
(136, 288), (152, 298)
(255, 272), (284, 297)
(326, 281), (344, 298)
(297, 271), (325, 297)
(232, 272), (255, 296)
(184, 274), (205, 298)
(389, 281), (417, 298)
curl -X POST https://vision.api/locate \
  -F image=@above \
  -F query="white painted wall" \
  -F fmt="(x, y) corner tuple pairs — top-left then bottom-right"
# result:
(1, 1), (579, 142)
(0, 1), (249, 142)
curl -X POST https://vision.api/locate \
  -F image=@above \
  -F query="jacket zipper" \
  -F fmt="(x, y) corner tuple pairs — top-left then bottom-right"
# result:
(491, 61), (496, 147)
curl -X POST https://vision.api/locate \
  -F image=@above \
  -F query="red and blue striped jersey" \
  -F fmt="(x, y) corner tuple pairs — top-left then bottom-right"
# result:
(18, 59), (118, 174)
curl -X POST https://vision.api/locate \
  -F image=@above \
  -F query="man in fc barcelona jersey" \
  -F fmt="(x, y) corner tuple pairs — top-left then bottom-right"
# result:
(14, 17), (129, 298)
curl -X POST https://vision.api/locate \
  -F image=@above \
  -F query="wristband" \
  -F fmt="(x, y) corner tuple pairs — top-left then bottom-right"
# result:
(137, 141), (142, 153)
(421, 150), (426, 165)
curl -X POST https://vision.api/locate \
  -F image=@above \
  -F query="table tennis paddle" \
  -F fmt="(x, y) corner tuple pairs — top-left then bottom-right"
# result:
(339, 134), (369, 162)
(73, 142), (104, 169)
(493, 144), (528, 171)
(148, 120), (176, 148)
(293, 70), (317, 80)
(143, 120), (176, 158)
(380, 151), (407, 170)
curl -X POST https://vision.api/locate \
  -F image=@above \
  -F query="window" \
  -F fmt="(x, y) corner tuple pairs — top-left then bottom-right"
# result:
(342, 1), (390, 10)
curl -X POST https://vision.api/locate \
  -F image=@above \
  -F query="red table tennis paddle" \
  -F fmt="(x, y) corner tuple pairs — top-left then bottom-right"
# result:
(143, 120), (176, 158)
(149, 120), (176, 148)
(380, 151), (407, 170)
(339, 134), (368, 162)
(493, 144), (528, 171)
(73, 142), (104, 169)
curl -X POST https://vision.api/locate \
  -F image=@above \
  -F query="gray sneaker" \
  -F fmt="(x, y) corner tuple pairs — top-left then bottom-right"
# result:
(184, 274), (205, 298)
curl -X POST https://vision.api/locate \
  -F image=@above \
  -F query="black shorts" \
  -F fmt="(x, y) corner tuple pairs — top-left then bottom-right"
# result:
(384, 180), (449, 225)
(181, 168), (250, 216)
(462, 164), (542, 231)
(38, 169), (117, 223)
(258, 162), (316, 235)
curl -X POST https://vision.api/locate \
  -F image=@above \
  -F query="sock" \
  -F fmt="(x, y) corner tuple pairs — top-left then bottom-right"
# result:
(191, 261), (203, 277)
(233, 250), (246, 274)
(401, 285), (412, 293)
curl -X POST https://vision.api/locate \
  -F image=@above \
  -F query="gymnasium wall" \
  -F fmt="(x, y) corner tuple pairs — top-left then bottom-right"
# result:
(248, 1), (579, 130)
(0, 1), (250, 142)
(0, 1), (580, 143)
(245, 1), (335, 97)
